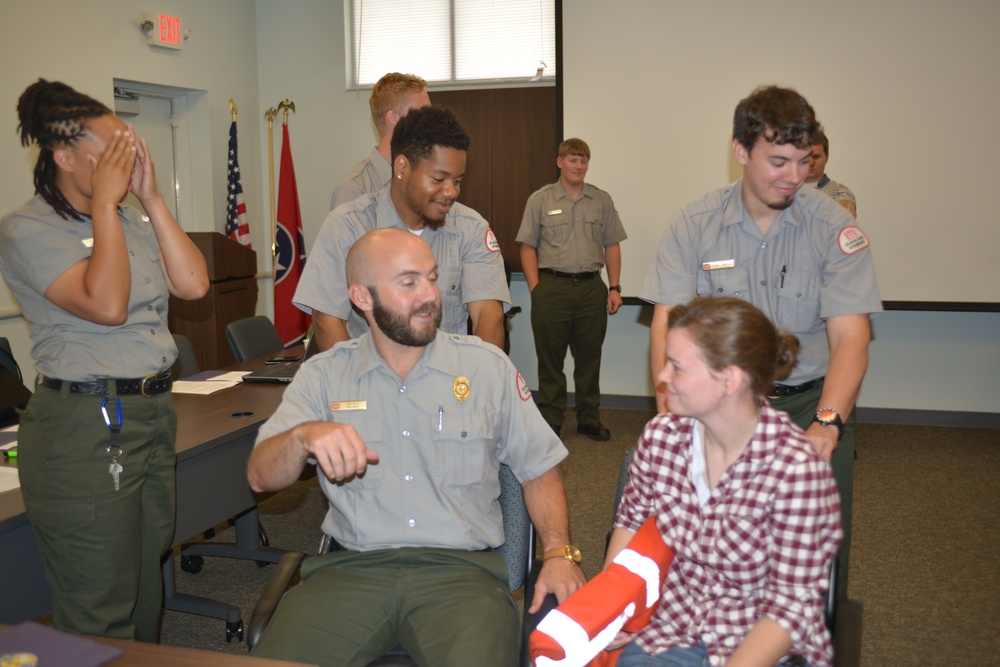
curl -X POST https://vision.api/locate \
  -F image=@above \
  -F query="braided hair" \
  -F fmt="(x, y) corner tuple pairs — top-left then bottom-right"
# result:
(16, 79), (112, 221)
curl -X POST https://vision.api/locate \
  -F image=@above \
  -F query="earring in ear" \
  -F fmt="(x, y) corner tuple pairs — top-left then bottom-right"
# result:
(397, 174), (402, 180)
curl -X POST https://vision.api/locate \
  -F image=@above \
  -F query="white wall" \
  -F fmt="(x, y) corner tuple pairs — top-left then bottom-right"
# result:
(253, 0), (377, 318)
(0, 1), (995, 417)
(0, 0), (265, 372)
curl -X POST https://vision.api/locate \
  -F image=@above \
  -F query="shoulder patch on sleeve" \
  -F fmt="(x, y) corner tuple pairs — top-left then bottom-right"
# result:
(837, 225), (871, 255)
(516, 371), (532, 401)
(485, 229), (501, 253)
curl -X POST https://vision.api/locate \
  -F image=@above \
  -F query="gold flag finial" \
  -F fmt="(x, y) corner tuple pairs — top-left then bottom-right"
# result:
(229, 98), (237, 122)
(277, 99), (296, 125)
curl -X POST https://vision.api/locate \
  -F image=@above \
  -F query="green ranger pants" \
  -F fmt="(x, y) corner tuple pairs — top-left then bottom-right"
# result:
(18, 382), (177, 641)
(251, 548), (519, 667)
(530, 273), (608, 428)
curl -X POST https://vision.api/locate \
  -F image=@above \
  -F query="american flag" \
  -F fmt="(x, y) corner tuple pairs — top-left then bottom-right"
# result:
(226, 120), (251, 247)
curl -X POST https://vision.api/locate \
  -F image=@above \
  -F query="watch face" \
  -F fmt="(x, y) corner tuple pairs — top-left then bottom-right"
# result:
(567, 545), (582, 563)
(817, 409), (837, 422)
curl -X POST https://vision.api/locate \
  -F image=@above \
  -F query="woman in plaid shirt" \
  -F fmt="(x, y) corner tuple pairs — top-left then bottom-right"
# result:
(608, 297), (842, 667)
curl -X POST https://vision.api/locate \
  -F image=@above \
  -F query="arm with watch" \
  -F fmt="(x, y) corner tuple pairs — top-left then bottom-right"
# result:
(806, 313), (872, 462)
(521, 466), (588, 613)
(605, 242), (623, 315)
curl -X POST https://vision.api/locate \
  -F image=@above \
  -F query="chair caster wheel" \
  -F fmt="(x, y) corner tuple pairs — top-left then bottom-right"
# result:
(181, 554), (204, 574)
(226, 619), (244, 643)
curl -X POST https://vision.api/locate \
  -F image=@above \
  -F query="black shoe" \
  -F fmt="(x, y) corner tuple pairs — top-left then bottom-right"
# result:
(577, 422), (611, 441)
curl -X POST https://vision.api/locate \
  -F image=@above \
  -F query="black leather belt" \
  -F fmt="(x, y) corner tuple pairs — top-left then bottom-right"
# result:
(540, 268), (599, 280)
(769, 377), (823, 398)
(38, 371), (172, 397)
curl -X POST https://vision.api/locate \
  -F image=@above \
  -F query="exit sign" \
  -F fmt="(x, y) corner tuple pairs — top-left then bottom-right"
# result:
(146, 13), (184, 50)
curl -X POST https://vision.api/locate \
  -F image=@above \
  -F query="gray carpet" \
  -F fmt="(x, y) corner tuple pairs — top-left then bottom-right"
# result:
(159, 411), (1000, 666)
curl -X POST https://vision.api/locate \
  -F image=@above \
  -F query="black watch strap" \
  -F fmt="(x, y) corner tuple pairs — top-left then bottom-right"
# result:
(812, 407), (844, 440)
(608, 285), (622, 293)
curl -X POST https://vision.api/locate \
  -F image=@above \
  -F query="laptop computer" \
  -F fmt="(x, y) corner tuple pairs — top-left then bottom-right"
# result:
(240, 336), (320, 384)
(241, 359), (300, 384)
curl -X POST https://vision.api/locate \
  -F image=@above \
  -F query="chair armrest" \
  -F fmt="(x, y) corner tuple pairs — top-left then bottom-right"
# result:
(247, 551), (307, 650)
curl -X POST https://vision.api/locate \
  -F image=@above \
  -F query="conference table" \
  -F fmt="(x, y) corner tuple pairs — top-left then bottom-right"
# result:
(0, 623), (316, 667)
(0, 350), (297, 637)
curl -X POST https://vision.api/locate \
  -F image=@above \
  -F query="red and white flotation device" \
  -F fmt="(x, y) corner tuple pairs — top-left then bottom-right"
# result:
(530, 517), (674, 667)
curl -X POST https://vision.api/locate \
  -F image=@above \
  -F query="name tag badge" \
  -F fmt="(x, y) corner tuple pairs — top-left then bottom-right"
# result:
(702, 259), (735, 271)
(330, 400), (367, 411)
(547, 209), (562, 216)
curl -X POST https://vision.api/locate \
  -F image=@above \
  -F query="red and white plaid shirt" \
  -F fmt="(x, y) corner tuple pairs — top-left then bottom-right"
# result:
(615, 402), (842, 667)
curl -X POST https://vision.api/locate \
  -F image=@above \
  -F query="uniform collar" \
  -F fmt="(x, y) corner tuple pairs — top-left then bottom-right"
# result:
(352, 330), (457, 383)
(722, 178), (805, 233)
(374, 187), (460, 238)
(555, 180), (592, 202)
(370, 146), (391, 184)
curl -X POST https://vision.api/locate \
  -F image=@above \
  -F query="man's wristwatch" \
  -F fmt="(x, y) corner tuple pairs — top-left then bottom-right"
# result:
(812, 407), (844, 440)
(608, 285), (622, 293)
(542, 544), (582, 565)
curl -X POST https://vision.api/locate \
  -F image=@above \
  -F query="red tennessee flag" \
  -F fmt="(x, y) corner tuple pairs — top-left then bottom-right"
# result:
(273, 123), (311, 346)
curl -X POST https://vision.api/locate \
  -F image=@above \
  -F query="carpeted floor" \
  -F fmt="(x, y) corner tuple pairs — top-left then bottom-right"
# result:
(159, 411), (1000, 666)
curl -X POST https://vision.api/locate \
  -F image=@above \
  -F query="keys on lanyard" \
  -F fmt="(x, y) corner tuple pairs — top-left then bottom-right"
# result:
(102, 398), (124, 492)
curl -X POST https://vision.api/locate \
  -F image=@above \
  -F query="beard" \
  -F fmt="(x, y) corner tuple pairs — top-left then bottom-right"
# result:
(402, 180), (448, 230)
(766, 195), (796, 211)
(371, 289), (442, 347)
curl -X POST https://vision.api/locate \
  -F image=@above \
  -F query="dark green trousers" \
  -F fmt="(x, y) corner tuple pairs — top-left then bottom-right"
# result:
(770, 380), (854, 600)
(18, 383), (177, 641)
(251, 548), (519, 667)
(530, 273), (608, 428)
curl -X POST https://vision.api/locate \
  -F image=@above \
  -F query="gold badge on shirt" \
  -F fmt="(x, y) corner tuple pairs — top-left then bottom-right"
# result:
(453, 376), (470, 403)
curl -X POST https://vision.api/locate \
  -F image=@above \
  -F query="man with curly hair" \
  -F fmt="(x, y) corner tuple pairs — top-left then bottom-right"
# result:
(296, 106), (510, 352)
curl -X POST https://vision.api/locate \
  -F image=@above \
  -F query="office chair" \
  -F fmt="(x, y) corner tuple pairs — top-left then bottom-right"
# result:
(170, 333), (201, 380)
(247, 464), (546, 666)
(0, 337), (23, 383)
(610, 448), (863, 667)
(225, 316), (285, 363)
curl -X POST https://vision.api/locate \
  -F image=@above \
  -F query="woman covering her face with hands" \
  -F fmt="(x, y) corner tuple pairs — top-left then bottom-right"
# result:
(607, 297), (841, 667)
(0, 79), (208, 640)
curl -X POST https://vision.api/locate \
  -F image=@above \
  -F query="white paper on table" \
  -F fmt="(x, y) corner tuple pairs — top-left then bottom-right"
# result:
(0, 466), (20, 493)
(171, 371), (248, 395)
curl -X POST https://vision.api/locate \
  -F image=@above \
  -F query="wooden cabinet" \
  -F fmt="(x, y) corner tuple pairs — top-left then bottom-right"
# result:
(168, 233), (258, 369)
(432, 87), (559, 273)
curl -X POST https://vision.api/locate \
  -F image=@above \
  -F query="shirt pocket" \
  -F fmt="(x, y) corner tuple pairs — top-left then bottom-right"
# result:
(431, 412), (495, 488)
(584, 218), (604, 243)
(540, 215), (572, 246)
(330, 413), (384, 491)
(697, 267), (749, 299)
(773, 267), (822, 333)
(437, 266), (466, 333)
(713, 509), (769, 584)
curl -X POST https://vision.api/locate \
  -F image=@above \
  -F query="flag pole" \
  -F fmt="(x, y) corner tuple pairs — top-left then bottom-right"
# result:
(229, 98), (237, 123)
(274, 99), (295, 284)
(264, 106), (278, 282)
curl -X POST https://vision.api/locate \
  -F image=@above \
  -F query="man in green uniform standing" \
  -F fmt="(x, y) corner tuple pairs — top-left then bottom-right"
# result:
(516, 139), (627, 440)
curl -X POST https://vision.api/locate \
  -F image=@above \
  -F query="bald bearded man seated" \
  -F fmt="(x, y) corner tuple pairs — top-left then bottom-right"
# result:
(247, 228), (586, 667)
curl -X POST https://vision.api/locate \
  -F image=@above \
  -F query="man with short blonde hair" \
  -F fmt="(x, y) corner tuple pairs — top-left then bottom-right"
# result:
(330, 72), (430, 210)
